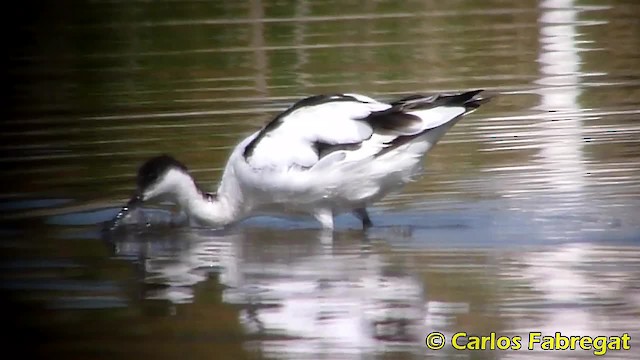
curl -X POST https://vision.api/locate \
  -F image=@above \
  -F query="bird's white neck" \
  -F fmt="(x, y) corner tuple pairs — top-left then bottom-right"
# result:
(147, 169), (247, 227)
(184, 191), (244, 227)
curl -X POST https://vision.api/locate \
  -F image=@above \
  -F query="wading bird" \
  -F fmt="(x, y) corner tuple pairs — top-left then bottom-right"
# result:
(108, 90), (491, 230)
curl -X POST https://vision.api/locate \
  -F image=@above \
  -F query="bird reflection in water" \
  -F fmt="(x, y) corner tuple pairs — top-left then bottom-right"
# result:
(104, 221), (445, 355)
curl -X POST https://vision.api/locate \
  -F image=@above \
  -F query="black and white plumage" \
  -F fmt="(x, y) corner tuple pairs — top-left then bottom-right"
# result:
(109, 90), (491, 230)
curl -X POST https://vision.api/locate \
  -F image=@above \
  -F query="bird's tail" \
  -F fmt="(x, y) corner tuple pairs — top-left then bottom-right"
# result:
(391, 89), (493, 113)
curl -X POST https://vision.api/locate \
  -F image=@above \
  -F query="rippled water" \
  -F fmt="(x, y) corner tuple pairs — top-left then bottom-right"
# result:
(2, 0), (640, 359)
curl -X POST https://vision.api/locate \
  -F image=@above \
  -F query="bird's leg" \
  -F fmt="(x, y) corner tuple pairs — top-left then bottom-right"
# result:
(353, 208), (373, 230)
(313, 209), (334, 230)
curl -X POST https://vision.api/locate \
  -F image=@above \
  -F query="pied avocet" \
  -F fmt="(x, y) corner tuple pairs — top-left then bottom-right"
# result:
(109, 90), (491, 230)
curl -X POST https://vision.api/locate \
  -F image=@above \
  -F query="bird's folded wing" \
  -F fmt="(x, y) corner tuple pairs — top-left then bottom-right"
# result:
(243, 95), (390, 169)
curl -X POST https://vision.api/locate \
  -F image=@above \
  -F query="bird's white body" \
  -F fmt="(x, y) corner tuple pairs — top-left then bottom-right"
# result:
(120, 90), (489, 230)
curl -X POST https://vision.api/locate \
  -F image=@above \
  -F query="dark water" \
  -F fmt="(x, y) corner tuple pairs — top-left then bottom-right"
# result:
(2, 0), (640, 359)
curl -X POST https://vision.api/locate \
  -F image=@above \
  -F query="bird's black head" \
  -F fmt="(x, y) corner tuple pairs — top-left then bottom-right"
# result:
(103, 154), (190, 232)
(136, 154), (189, 193)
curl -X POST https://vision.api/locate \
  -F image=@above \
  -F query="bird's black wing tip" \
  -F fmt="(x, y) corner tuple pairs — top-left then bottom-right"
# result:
(464, 89), (496, 109)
